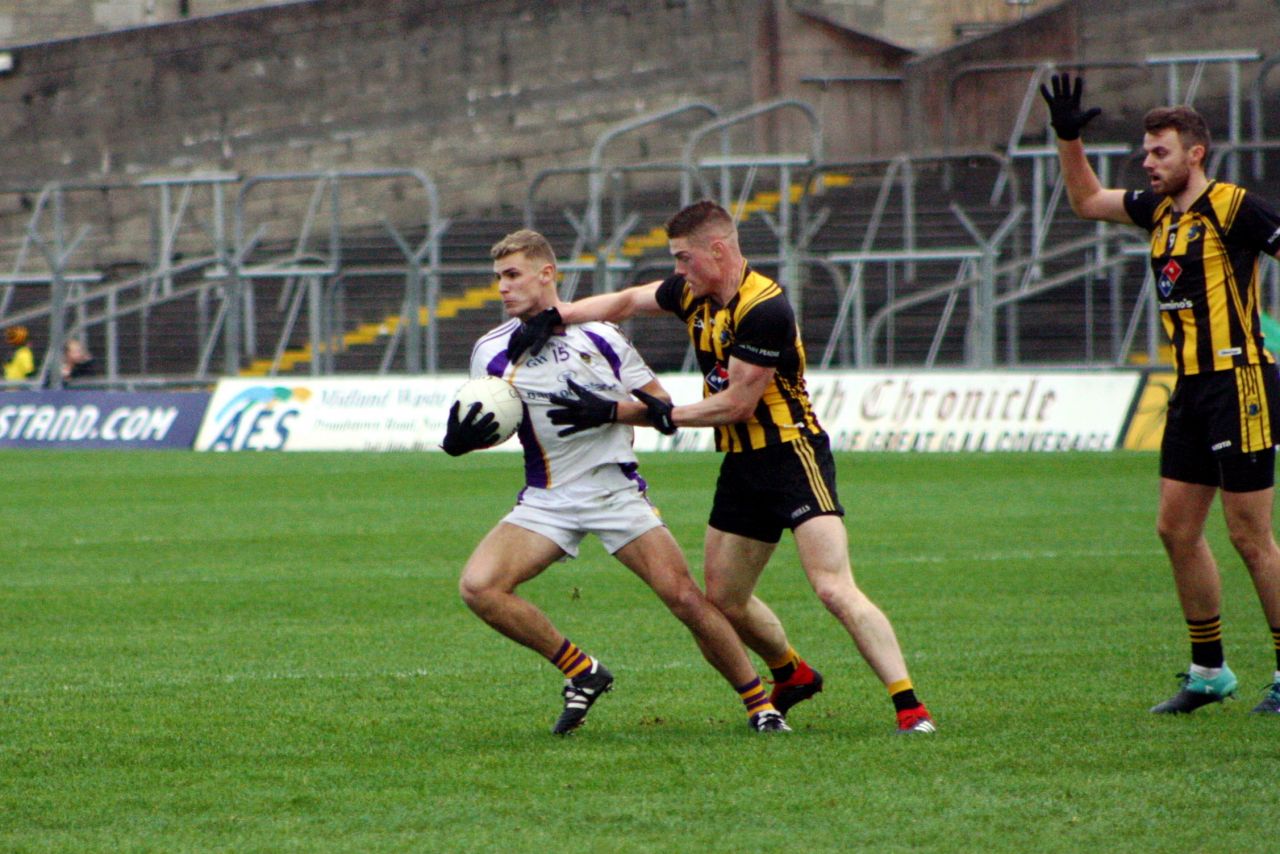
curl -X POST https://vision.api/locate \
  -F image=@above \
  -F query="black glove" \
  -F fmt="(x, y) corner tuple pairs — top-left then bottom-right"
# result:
(547, 378), (618, 437)
(1039, 72), (1101, 141)
(441, 400), (500, 456)
(632, 388), (676, 435)
(506, 306), (562, 362)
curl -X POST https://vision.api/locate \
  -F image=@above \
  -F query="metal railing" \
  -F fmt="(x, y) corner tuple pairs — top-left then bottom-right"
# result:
(0, 177), (233, 387)
(230, 169), (444, 376)
(844, 232), (1161, 369)
(4, 69), (1280, 386)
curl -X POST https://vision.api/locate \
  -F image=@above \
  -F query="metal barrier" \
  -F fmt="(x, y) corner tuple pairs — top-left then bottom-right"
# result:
(3, 65), (1280, 386)
(0, 177), (234, 388)
(994, 52), (1267, 267)
(1249, 52), (1280, 178)
(851, 232), (1158, 369)
(230, 169), (443, 376)
(525, 103), (718, 297)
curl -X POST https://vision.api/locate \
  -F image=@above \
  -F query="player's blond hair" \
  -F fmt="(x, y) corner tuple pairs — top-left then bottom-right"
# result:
(490, 229), (556, 267)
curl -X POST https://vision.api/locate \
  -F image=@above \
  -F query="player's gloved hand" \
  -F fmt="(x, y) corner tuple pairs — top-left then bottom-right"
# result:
(632, 388), (677, 435)
(547, 378), (617, 436)
(1039, 72), (1101, 141)
(441, 400), (500, 456)
(506, 306), (562, 362)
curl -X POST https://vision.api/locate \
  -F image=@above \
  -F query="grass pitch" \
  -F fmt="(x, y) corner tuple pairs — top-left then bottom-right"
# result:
(1, 449), (1276, 852)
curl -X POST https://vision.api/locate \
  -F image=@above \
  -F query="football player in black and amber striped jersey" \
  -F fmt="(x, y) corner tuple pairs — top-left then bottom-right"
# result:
(525, 200), (936, 733)
(1044, 72), (1280, 714)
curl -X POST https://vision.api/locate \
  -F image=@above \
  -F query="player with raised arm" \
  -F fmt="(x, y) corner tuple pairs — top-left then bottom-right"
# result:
(1041, 72), (1280, 715)
(508, 202), (936, 734)
(442, 228), (790, 734)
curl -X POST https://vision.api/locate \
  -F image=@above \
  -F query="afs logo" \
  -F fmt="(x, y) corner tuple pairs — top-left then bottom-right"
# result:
(209, 385), (311, 451)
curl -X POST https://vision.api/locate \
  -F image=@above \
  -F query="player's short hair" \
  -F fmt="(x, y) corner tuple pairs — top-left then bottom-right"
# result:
(490, 229), (556, 267)
(5, 325), (28, 346)
(1143, 106), (1212, 156)
(665, 200), (735, 241)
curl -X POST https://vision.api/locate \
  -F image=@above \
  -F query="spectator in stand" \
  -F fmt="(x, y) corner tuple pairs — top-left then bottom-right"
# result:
(62, 337), (95, 383)
(4, 326), (36, 382)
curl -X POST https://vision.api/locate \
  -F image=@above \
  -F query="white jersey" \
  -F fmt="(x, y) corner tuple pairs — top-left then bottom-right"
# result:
(471, 319), (657, 489)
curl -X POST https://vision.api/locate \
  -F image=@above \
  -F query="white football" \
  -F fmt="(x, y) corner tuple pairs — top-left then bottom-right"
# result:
(450, 375), (523, 447)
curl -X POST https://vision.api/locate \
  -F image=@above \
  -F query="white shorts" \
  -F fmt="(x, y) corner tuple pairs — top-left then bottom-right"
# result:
(503, 463), (664, 558)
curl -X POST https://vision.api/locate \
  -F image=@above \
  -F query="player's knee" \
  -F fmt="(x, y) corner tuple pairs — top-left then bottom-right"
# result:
(1227, 526), (1274, 567)
(660, 578), (708, 622)
(704, 585), (745, 622)
(1156, 518), (1191, 551)
(458, 572), (498, 613)
(812, 578), (860, 618)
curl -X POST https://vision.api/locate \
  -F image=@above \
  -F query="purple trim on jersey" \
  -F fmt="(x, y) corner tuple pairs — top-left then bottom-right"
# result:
(583, 329), (624, 380)
(472, 320), (519, 377)
(519, 409), (549, 488)
(485, 352), (511, 377)
(618, 461), (648, 494)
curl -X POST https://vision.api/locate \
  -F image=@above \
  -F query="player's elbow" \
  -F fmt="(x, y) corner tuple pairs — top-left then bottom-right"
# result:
(1070, 190), (1115, 223)
(1067, 193), (1096, 220)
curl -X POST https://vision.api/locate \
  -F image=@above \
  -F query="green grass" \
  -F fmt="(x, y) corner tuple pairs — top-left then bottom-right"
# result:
(0, 450), (1275, 852)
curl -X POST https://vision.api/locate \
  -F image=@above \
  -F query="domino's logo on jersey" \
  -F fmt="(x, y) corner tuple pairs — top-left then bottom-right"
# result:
(706, 363), (730, 393)
(1158, 259), (1182, 298)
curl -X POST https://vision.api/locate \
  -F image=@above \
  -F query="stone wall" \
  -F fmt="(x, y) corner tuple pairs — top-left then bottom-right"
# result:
(803, 0), (1049, 52)
(2, 0), (1277, 264)
(906, 0), (1280, 154)
(770, 5), (913, 160)
(0, 1), (302, 45)
(2, 0), (1050, 53)
(0, 0), (758, 222)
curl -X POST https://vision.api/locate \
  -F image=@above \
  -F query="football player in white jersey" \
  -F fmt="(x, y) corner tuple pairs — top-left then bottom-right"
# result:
(442, 229), (788, 734)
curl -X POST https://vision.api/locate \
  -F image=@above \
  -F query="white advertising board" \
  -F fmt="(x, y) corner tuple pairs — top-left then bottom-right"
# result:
(194, 377), (459, 452)
(633, 371), (1144, 453)
(196, 371), (1143, 453)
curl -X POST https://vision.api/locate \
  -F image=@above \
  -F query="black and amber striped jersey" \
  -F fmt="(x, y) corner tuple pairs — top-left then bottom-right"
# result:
(1124, 181), (1280, 375)
(654, 266), (824, 452)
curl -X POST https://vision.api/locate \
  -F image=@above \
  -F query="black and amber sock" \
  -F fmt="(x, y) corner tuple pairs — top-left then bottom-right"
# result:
(551, 639), (593, 680)
(736, 677), (775, 717)
(766, 647), (802, 683)
(888, 678), (921, 713)
(1188, 616), (1225, 668)
(1271, 625), (1280, 672)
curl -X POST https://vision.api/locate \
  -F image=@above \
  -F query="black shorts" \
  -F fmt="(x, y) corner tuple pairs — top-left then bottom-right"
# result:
(1160, 364), (1280, 492)
(709, 432), (845, 544)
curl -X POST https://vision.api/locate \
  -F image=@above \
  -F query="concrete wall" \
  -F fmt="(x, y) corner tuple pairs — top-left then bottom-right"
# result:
(0, 0), (758, 222)
(906, 0), (1280, 155)
(769, 6), (913, 160)
(1, 0), (1054, 53)
(2, 0), (1277, 256)
(804, 0), (1050, 51)
(0, 1), (303, 45)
